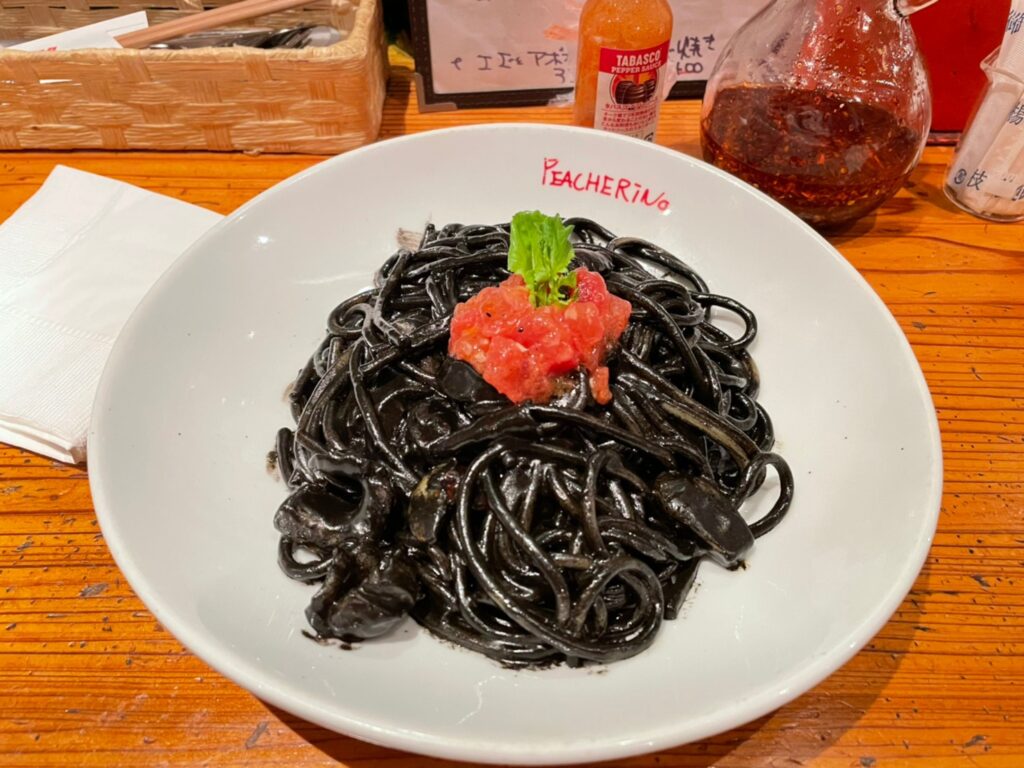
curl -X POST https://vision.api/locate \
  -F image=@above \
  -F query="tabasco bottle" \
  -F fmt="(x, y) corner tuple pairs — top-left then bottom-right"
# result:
(572, 0), (674, 142)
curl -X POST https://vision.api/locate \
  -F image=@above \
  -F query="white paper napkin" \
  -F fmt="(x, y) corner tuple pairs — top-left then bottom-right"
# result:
(9, 11), (148, 51)
(0, 165), (222, 463)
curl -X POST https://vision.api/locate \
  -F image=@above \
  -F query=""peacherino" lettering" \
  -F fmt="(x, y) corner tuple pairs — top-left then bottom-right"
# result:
(541, 157), (671, 212)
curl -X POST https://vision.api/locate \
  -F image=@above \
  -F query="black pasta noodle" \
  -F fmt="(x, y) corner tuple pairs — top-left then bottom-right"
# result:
(271, 217), (794, 667)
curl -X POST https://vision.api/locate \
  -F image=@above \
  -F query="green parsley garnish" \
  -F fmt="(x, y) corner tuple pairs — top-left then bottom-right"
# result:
(508, 211), (578, 307)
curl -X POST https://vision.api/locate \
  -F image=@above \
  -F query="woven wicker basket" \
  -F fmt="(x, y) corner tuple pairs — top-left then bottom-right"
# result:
(0, 0), (385, 153)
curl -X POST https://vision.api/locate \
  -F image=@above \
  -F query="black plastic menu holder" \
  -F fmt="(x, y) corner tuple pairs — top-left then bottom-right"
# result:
(409, 0), (570, 111)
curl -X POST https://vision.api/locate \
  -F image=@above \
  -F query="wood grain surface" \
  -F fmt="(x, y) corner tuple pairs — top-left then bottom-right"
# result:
(1, 67), (1022, 768)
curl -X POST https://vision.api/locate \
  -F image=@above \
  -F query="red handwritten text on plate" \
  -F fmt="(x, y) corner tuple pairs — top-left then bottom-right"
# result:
(542, 158), (671, 212)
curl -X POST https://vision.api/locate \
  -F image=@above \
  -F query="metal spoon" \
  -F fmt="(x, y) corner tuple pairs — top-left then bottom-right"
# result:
(148, 25), (341, 50)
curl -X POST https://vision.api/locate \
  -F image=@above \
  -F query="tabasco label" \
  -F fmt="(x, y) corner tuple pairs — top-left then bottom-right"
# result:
(593, 41), (669, 142)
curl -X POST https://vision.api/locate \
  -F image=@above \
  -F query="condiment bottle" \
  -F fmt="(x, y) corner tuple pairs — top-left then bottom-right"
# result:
(573, 0), (673, 142)
(700, 0), (938, 229)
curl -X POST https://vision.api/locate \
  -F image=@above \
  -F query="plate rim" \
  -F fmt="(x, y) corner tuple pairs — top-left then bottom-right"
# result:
(88, 123), (944, 765)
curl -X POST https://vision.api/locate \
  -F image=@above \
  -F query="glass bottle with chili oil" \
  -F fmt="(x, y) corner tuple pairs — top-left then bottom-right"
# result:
(573, 0), (673, 142)
(700, 0), (938, 229)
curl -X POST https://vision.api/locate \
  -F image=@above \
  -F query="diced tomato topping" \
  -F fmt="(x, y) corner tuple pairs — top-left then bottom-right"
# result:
(448, 268), (632, 405)
(589, 366), (612, 405)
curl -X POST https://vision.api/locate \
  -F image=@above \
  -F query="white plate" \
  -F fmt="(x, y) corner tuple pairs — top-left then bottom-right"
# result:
(89, 124), (942, 765)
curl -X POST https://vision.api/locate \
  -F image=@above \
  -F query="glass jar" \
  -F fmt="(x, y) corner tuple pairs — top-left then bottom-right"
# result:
(944, 51), (1024, 223)
(700, 0), (936, 229)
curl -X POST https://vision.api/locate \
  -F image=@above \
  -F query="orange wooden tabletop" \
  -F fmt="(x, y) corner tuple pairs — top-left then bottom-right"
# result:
(1, 68), (1023, 768)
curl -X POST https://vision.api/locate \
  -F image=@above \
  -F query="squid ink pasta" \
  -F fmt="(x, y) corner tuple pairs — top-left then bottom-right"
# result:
(271, 216), (794, 668)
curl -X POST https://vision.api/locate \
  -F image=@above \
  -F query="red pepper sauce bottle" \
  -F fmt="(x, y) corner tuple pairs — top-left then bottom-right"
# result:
(573, 0), (674, 142)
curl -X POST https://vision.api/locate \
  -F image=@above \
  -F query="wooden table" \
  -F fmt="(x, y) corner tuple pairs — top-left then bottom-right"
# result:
(1, 70), (1022, 768)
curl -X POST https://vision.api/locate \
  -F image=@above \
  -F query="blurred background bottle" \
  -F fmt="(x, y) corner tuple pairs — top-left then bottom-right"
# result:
(911, 0), (1012, 134)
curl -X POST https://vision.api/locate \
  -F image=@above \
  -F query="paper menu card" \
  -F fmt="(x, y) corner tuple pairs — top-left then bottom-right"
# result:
(418, 0), (769, 104)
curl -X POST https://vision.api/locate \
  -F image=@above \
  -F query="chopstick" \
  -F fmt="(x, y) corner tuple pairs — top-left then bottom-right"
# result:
(115, 0), (321, 49)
